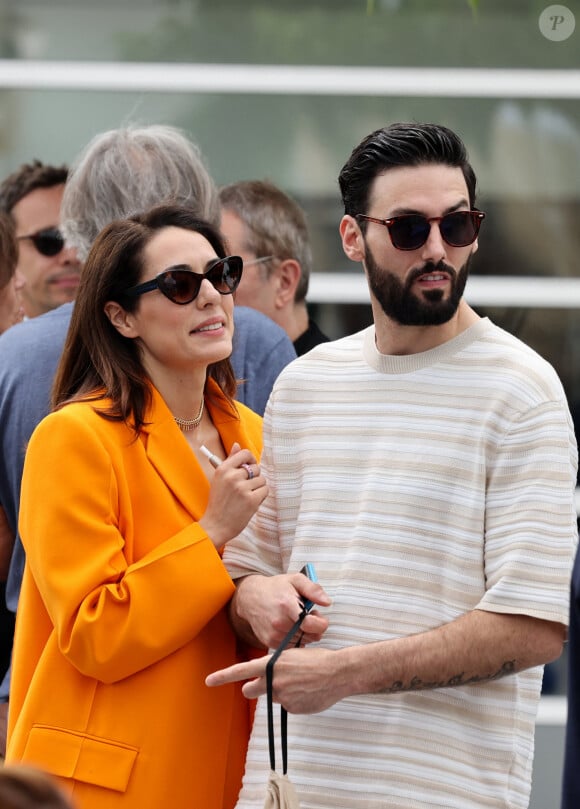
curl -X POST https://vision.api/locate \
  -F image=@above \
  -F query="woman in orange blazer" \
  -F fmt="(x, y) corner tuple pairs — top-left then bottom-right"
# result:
(6, 204), (268, 809)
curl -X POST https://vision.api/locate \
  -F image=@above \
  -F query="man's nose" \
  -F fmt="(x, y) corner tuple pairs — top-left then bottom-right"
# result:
(60, 244), (82, 266)
(420, 222), (447, 264)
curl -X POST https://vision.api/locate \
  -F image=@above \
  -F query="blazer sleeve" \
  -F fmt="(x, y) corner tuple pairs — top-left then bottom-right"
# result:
(19, 409), (235, 684)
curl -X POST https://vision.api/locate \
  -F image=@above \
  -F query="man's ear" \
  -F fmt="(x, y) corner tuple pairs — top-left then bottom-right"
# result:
(273, 259), (301, 309)
(339, 215), (366, 263)
(103, 301), (139, 339)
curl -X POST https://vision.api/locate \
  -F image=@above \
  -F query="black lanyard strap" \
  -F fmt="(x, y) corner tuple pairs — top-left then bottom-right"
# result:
(265, 608), (308, 773)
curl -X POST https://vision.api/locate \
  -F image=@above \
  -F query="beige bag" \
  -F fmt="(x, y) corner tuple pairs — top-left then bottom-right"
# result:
(264, 773), (300, 809)
(263, 613), (305, 809)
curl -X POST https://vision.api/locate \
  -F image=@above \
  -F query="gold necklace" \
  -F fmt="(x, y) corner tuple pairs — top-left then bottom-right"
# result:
(173, 398), (204, 431)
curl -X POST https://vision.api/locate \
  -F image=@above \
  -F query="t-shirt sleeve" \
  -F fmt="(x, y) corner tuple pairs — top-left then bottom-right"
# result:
(477, 399), (578, 624)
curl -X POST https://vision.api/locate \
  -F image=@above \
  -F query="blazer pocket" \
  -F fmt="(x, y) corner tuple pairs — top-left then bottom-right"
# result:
(23, 725), (138, 793)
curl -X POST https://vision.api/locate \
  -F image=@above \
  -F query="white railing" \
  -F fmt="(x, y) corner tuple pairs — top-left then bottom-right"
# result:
(0, 61), (578, 98)
(309, 274), (580, 308)
(537, 696), (567, 725)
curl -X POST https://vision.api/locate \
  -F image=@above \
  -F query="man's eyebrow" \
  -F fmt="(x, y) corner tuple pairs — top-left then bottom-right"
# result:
(387, 199), (470, 218)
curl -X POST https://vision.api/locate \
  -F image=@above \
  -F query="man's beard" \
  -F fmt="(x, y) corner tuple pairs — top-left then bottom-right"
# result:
(364, 242), (471, 326)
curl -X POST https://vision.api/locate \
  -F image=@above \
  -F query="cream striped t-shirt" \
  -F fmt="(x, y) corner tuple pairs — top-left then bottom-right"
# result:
(225, 318), (578, 809)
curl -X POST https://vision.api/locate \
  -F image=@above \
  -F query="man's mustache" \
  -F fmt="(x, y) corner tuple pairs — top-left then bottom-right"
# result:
(407, 261), (457, 286)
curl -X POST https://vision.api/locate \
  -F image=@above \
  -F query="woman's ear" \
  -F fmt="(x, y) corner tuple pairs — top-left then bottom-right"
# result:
(339, 215), (366, 263)
(104, 301), (139, 339)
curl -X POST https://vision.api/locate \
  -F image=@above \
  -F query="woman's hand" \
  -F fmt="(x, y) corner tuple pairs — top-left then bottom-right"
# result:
(199, 442), (268, 549)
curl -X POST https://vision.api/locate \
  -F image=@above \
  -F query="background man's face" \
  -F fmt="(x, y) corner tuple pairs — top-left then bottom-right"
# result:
(220, 208), (278, 322)
(12, 183), (82, 318)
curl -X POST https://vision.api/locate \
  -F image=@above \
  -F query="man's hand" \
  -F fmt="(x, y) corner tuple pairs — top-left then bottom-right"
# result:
(0, 701), (8, 757)
(229, 572), (332, 649)
(206, 646), (348, 714)
(211, 609), (565, 715)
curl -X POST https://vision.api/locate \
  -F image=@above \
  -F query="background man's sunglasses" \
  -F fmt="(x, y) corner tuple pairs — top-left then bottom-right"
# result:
(17, 227), (66, 257)
(356, 210), (485, 251)
(124, 255), (243, 305)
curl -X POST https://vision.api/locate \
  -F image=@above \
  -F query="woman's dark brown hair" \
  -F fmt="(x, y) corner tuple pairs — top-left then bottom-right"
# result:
(52, 203), (237, 431)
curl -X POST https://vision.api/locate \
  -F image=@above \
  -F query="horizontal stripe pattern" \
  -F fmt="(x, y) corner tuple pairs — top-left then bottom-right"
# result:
(225, 318), (578, 809)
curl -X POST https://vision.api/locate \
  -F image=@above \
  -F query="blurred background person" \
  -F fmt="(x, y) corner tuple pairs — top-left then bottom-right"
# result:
(561, 544), (580, 809)
(6, 204), (267, 808)
(0, 765), (76, 809)
(0, 160), (82, 319)
(219, 179), (329, 355)
(0, 210), (25, 719)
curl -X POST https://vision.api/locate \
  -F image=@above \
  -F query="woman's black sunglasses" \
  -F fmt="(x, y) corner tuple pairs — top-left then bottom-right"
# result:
(124, 255), (243, 305)
(356, 210), (485, 251)
(17, 227), (66, 257)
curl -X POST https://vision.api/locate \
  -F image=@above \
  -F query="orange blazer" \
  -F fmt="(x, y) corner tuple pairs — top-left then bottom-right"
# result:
(7, 381), (262, 809)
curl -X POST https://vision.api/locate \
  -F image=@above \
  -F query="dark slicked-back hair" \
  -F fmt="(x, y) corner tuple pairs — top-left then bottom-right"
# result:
(338, 122), (477, 229)
(0, 160), (68, 217)
(52, 203), (237, 432)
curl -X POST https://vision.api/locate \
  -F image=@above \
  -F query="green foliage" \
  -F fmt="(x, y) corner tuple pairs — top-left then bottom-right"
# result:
(365, 0), (479, 14)
(114, 1), (578, 70)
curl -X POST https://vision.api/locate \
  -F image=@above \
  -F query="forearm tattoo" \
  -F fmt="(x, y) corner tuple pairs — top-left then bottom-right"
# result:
(380, 660), (517, 694)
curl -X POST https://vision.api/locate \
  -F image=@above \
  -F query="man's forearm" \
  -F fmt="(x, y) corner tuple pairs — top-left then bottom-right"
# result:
(340, 609), (565, 698)
(208, 607), (565, 714)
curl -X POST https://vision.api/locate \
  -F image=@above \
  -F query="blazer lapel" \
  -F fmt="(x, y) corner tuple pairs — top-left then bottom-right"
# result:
(208, 382), (261, 460)
(140, 382), (255, 520)
(141, 387), (209, 520)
